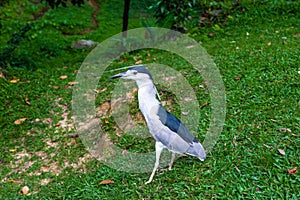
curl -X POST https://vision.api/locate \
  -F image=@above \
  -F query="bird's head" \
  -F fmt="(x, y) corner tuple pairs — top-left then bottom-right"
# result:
(111, 65), (153, 82)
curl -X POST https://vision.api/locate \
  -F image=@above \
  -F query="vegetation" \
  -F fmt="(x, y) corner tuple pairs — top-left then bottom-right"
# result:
(41, 0), (85, 8)
(0, 0), (299, 199)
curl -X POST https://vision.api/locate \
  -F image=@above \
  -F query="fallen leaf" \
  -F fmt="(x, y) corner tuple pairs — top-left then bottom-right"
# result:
(59, 75), (68, 79)
(21, 186), (29, 195)
(53, 86), (60, 89)
(8, 179), (18, 183)
(68, 81), (78, 86)
(267, 42), (272, 46)
(182, 111), (189, 116)
(200, 102), (209, 109)
(99, 180), (114, 185)
(263, 144), (271, 149)
(41, 178), (51, 185)
(135, 60), (143, 65)
(278, 149), (285, 155)
(25, 98), (31, 105)
(234, 77), (241, 81)
(287, 167), (297, 174)
(99, 88), (107, 92)
(0, 70), (6, 80)
(9, 149), (17, 152)
(186, 45), (194, 49)
(10, 78), (19, 83)
(14, 118), (27, 125)
(293, 33), (300, 37)
(278, 127), (291, 132)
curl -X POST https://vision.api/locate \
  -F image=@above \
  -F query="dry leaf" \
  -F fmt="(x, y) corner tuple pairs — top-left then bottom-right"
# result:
(14, 118), (27, 125)
(293, 33), (300, 37)
(21, 186), (29, 195)
(59, 75), (68, 79)
(68, 81), (78, 86)
(25, 98), (31, 105)
(0, 71), (6, 80)
(10, 78), (19, 83)
(287, 167), (297, 174)
(278, 128), (291, 132)
(99, 88), (107, 93)
(278, 149), (285, 155)
(186, 45), (194, 49)
(53, 86), (60, 89)
(267, 42), (272, 46)
(8, 179), (18, 183)
(41, 178), (51, 185)
(200, 102), (209, 109)
(99, 180), (114, 185)
(263, 144), (271, 149)
(135, 60), (143, 65)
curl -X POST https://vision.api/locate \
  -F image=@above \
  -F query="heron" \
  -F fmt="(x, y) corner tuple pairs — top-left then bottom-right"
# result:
(111, 65), (206, 184)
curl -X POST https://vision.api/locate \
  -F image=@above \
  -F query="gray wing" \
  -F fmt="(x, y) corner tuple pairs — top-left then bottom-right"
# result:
(146, 105), (205, 158)
(156, 105), (195, 144)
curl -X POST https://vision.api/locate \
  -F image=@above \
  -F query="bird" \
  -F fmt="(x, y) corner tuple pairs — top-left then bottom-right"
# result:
(111, 65), (206, 184)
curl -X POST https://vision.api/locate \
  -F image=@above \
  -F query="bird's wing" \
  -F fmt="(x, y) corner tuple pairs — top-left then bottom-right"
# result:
(156, 105), (195, 144)
(145, 105), (205, 157)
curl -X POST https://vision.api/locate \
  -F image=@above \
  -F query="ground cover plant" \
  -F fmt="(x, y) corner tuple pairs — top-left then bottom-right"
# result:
(0, 0), (299, 199)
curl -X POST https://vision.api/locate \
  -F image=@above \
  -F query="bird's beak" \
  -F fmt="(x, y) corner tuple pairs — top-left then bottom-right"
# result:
(110, 72), (126, 79)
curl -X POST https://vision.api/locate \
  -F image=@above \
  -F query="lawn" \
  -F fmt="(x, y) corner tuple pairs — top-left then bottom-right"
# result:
(0, 0), (299, 199)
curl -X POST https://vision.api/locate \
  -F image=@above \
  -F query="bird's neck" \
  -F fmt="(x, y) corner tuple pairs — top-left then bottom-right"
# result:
(136, 80), (158, 100)
(135, 79), (154, 90)
(136, 79), (160, 114)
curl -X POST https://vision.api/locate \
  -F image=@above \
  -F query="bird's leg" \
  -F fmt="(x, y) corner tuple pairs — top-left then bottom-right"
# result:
(168, 152), (176, 170)
(145, 142), (163, 184)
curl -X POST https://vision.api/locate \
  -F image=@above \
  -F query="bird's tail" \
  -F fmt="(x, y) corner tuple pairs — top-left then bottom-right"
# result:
(186, 139), (206, 161)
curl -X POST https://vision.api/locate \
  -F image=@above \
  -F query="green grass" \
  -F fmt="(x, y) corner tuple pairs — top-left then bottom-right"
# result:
(0, 0), (299, 199)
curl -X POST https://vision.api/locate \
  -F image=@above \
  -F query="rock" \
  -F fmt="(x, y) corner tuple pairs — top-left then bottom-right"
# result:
(72, 39), (97, 49)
